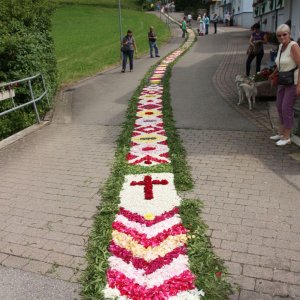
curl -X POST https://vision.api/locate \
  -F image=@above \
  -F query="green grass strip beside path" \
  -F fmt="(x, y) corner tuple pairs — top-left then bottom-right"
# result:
(82, 30), (233, 299)
(52, 5), (170, 85)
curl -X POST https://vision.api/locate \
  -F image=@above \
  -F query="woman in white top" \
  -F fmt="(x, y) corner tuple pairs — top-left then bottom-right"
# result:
(269, 24), (300, 146)
(196, 15), (201, 35)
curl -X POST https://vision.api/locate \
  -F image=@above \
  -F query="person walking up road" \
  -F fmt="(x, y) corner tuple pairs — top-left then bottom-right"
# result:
(148, 26), (160, 58)
(121, 30), (137, 73)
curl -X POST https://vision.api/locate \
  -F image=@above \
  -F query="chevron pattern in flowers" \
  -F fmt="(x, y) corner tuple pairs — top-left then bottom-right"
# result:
(103, 173), (203, 299)
(104, 26), (203, 299)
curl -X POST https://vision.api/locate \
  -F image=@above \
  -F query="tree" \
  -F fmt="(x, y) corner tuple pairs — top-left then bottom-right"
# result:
(174, 0), (207, 11)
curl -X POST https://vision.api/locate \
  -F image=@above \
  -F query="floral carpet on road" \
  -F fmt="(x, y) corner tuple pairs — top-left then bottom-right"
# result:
(102, 28), (205, 299)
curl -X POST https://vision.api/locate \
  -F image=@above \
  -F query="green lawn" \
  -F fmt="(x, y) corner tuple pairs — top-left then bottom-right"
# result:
(52, 5), (170, 84)
(53, 0), (140, 9)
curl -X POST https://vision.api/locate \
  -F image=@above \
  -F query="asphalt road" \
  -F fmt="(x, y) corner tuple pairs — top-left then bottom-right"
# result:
(171, 31), (258, 131)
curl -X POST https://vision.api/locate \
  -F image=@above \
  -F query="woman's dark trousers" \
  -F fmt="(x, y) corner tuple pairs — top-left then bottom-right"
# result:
(122, 50), (134, 71)
(246, 51), (264, 76)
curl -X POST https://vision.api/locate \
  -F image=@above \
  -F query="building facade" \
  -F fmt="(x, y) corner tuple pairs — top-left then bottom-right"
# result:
(209, 0), (223, 20)
(253, 0), (300, 40)
(216, 0), (254, 28)
(231, 0), (254, 29)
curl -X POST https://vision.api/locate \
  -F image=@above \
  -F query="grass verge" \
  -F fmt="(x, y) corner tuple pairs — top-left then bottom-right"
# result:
(82, 31), (232, 299)
(53, 0), (140, 10)
(52, 5), (170, 85)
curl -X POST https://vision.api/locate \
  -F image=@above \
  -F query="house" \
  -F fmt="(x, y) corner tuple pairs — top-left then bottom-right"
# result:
(253, 0), (300, 40)
(231, 0), (254, 28)
(217, 0), (254, 28)
(208, 0), (223, 21)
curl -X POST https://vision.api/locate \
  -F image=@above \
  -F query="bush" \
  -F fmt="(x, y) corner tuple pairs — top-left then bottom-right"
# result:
(0, 0), (57, 140)
(175, 0), (208, 12)
(266, 32), (279, 45)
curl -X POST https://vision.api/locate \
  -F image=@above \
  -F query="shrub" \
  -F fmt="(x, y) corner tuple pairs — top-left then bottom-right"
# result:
(0, 0), (57, 140)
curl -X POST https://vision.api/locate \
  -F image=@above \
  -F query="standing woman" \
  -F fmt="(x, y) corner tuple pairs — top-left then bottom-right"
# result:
(121, 30), (137, 73)
(269, 24), (300, 146)
(196, 14), (201, 36)
(246, 23), (267, 76)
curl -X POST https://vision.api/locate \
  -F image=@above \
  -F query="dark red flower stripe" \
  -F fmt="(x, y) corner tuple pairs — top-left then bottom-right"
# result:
(118, 207), (180, 227)
(112, 222), (187, 247)
(107, 269), (196, 300)
(109, 242), (187, 275)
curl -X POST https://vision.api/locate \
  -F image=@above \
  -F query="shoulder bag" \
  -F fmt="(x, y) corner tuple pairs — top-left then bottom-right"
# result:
(278, 46), (298, 85)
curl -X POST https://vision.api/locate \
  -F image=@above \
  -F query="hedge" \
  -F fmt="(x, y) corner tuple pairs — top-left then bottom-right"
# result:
(0, 0), (57, 140)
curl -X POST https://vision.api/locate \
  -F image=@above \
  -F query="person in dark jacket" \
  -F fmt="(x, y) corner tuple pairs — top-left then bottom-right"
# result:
(121, 30), (137, 73)
(148, 26), (160, 58)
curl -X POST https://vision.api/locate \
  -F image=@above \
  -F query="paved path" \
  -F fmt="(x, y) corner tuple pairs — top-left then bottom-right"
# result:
(0, 15), (182, 299)
(1, 13), (300, 299)
(171, 26), (300, 299)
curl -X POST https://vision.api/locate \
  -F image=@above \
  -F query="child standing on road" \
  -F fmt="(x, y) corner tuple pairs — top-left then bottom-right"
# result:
(181, 17), (187, 38)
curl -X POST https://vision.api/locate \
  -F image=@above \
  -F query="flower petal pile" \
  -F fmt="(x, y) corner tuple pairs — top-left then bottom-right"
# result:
(104, 27), (203, 299)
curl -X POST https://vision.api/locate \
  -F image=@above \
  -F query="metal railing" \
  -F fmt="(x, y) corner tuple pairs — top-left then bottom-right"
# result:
(0, 74), (49, 123)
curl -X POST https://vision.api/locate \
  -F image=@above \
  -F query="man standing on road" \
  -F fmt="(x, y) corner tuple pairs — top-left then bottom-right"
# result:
(148, 26), (160, 58)
(212, 13), (218, 34)
(204, 14), (210, 35)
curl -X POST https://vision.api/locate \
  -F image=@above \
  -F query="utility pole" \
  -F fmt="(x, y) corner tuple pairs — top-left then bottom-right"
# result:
(118, 0), (123, 43)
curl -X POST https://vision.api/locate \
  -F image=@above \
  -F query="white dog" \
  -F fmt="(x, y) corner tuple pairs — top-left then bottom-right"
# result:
(235, 75), (257, 110)
(239, 82), (257, 110)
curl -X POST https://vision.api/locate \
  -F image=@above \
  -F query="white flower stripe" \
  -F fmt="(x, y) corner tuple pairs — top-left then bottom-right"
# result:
(142, 84), (164, 90)
(103, 286), (122, 299)
(114, 214), (182, 238)
(128, 156), (170, 167)
(129, 143), (169, 157)
(169, 289), (205, 300)
(108, 255), (190, 288)
(103, 288), (204, 300)
(138, 94), (162, 100)
(137, 101), (163, 107)
(134, 117), (164, 127)
(131, 133), (168, 145)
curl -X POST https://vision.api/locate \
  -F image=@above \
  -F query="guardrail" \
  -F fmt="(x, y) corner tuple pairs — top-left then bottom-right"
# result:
(0, 74), (49, 123)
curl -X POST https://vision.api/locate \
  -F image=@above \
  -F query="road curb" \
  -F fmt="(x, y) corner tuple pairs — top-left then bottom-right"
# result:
(0, 121), (50, 151)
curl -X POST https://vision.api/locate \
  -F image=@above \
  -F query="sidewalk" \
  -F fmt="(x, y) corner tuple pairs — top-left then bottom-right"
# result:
(0, 15), (182, 299)
(171, 27), (300, 299)
(1, 14), (300, 300)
